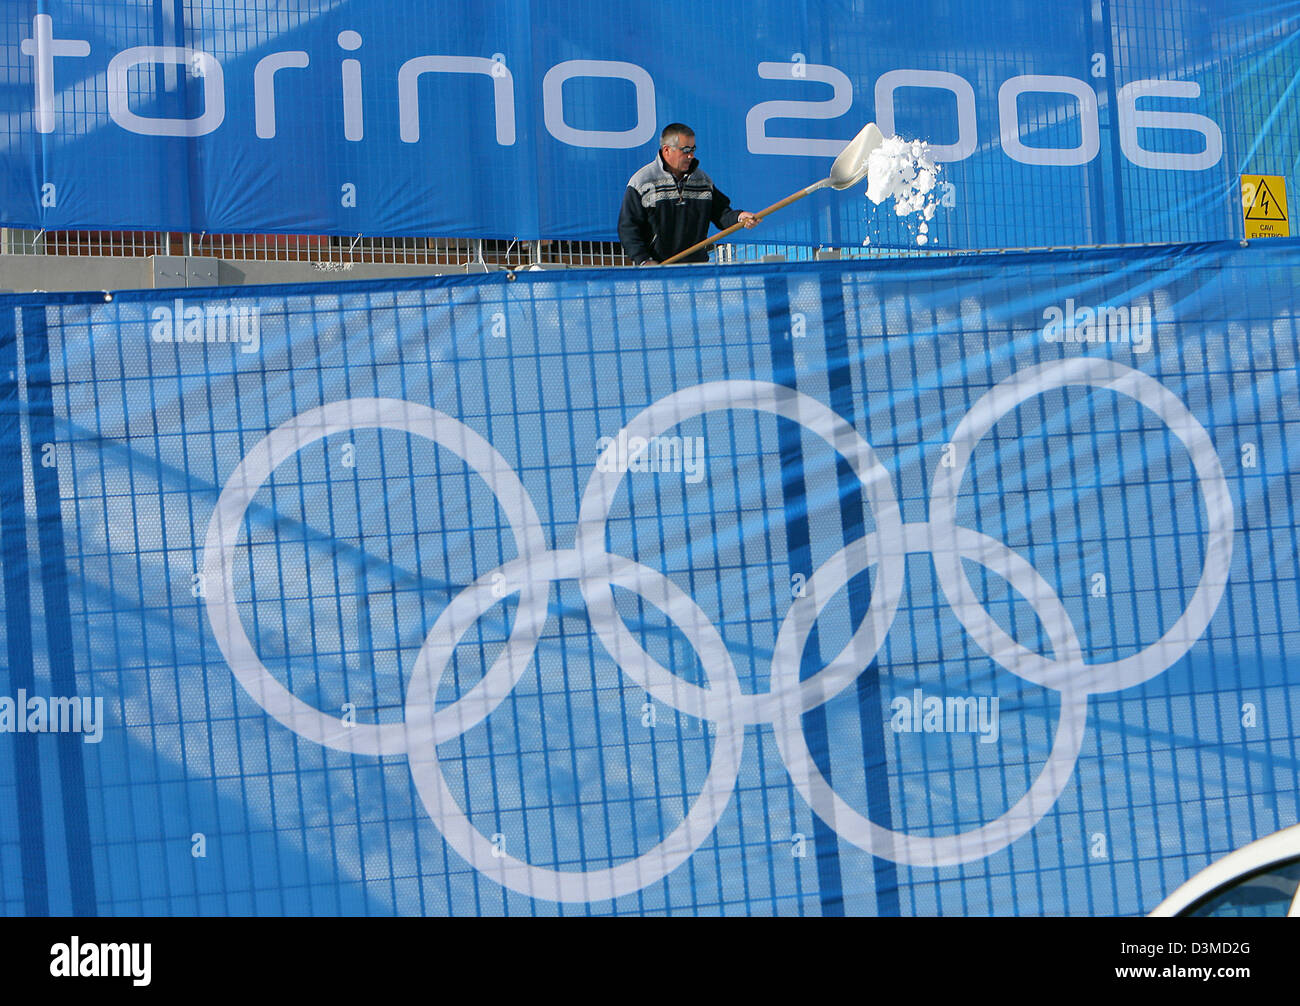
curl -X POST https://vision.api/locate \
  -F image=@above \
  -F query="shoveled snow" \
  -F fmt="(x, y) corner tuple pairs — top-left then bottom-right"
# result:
(864, 135), (944, 245)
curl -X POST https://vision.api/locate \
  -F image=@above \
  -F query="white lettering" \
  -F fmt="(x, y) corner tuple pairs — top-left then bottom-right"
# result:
(1042, 299), (1152, 352)
(875, 69), (978, 161)
(398, 56), (515, 145)
(1118, 79), (1223, 171)
(49, 938), (150, 986)
(999, 74), (1100, 166)
(0, 693), (104, 743)
(20, 25), (1226, 180)
(254, 51), (310, 139)
(108, 47), (225, 137)
(596, 432), (707, 483)
(890, 690), (1000, 743)
(148, 298), (261, 353)
(338, 31), (363, 141)
(543, 60), (656, 148)
(746, 61), (853, 157)
(20, 15), (90, 134)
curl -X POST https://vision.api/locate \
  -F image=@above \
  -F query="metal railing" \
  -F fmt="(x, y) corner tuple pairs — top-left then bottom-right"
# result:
(0, 228), (1026, 268)
(2, 229), (169, 257)
(0, 229), (637, 268)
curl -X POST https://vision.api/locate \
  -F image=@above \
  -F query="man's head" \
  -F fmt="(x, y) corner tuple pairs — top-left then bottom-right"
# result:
(660, 123), (696, 175)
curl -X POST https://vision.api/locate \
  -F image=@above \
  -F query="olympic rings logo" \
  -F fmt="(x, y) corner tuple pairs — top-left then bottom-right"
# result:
(201, 358), (1233, 903)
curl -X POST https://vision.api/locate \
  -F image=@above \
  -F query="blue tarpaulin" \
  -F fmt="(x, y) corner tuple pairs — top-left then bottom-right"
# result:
(0, 242), (1297, 914)
(1, 0), (1297, 247)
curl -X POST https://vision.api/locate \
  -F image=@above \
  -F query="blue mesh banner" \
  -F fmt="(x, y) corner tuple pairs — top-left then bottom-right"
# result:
(0, 1), (1297, 247)
(1, 242), (1298, 915)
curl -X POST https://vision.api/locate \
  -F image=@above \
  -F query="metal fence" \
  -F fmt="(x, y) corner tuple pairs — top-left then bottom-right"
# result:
(2, 229), (170, 257)
(0, 228), (938, 267)
(0, 228), (1165, 268)
(0, 230), (638, 267)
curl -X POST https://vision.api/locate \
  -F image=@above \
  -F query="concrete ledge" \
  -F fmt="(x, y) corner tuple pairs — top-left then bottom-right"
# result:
(0, 255), (152, 293)
(0, 254), (526, 293)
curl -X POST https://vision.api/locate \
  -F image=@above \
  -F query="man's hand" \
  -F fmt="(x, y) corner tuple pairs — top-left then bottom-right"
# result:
(738, 212), (759, 229)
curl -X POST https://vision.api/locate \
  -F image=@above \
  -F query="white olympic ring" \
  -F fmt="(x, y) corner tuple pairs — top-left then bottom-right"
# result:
(202, 398), (551, 756)
(201, 361), (1234, 897)
(575, 380), (907, 726)
(928, 358), (1233, 695)
(403, 549), (747, 903)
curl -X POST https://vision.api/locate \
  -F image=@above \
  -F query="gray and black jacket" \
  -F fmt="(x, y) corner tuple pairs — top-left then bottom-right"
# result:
(618, 154), (743, 264)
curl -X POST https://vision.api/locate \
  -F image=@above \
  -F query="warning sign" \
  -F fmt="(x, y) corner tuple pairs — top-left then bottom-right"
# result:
(1242, 174), (1289, 238)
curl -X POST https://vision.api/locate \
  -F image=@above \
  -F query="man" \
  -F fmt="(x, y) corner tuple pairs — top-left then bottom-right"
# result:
(619, 123), (758, 265)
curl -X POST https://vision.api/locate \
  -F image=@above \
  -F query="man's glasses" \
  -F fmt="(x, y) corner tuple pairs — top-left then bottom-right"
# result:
(667, 144), (696, 155)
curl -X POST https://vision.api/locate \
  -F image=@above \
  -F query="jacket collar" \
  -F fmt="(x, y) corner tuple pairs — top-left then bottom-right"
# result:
(658, 151), (699, 180)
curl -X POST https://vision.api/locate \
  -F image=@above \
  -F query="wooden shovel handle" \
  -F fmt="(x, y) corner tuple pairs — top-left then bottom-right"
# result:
(659, 187), (813, 265)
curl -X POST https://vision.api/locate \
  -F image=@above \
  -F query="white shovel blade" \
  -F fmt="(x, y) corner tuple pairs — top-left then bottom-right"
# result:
(829, 122), (884, 190)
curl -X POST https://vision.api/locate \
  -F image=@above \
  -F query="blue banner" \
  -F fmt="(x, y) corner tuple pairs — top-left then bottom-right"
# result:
(1, 242), (1299, 915)
(1, 1), (1297, 247)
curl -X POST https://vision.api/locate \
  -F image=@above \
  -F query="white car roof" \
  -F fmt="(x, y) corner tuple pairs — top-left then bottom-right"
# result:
(1149, 822), (1300, 916)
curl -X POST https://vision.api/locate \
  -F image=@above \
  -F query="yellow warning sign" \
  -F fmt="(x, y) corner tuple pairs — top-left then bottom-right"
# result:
(1241, 174), (1289, 238)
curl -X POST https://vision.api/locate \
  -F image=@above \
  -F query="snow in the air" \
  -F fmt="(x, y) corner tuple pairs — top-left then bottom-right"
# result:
(864, 135), (944, 245)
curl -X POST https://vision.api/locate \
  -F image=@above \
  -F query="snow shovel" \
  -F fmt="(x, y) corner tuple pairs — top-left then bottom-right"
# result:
(660, 122), (884, 265)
